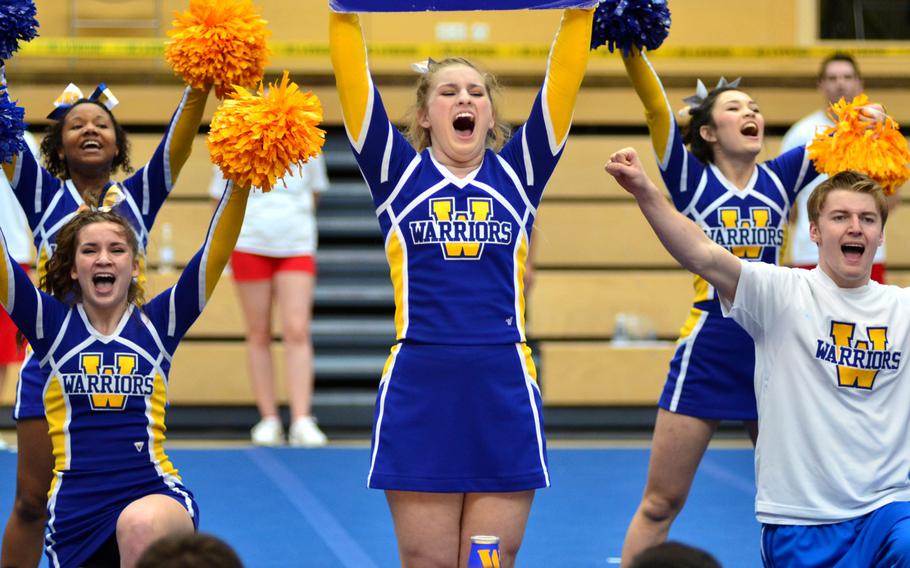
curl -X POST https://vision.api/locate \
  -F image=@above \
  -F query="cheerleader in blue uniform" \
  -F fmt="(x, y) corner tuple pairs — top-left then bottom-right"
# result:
(330, 7), (592, 567)
(0, 81), (210, 567)
(0, 178), (248, 568)
(617, 49), (884, 565)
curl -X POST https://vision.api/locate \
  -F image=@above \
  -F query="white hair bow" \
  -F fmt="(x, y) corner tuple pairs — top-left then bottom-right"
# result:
(410, 57), (438, 74)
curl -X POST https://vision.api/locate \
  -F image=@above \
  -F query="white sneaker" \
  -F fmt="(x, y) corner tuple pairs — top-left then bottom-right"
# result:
(288, 416), (328, 448)
(250, 417), (284, 446)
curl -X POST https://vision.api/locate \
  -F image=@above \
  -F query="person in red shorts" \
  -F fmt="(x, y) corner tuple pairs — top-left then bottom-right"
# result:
(209, 156), (329, 447)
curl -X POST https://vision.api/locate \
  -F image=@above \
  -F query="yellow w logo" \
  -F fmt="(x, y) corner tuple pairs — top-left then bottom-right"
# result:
(719, 207), (770, 259)
(81, 353), (137, 410)
(831, 322), (887, 389)
(476, 549), (500, 568)
(431, 197), (492, 258)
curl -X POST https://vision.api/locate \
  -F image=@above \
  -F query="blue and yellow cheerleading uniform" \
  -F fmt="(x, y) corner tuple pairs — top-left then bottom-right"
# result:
(623, 52), (822, 420)
(2, 86), (209, 421)
(0, 180), (247, 568)
(330, 8), (592, 492)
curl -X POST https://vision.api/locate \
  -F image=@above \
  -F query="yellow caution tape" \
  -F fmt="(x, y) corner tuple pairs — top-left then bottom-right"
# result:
(17, 37), (910, 60)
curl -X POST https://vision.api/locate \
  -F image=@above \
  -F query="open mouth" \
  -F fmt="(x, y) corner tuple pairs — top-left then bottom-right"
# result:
(841, 243), (865, 262)
(740, 122), (759, 137)
(92, 273), (116, 293)
(81, 140), (102, 150)
(453, 113), (475, 137)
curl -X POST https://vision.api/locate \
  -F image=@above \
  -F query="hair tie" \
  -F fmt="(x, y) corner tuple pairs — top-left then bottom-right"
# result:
(411, 57), (437, 75)
(47, 83), (119, 120)
(681, 76), (741, 109)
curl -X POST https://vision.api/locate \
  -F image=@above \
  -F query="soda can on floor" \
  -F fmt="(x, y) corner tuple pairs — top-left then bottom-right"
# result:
(467, 535), (501, 568)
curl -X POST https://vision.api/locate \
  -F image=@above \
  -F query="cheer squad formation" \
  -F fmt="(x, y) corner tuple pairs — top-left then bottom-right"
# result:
(0, 0), (908, 566)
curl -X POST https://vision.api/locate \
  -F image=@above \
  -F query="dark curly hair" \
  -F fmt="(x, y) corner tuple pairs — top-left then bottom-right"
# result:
(40, 100), (133, 180)
(41, 209), (144, 307)
(681, 86), (744, 164)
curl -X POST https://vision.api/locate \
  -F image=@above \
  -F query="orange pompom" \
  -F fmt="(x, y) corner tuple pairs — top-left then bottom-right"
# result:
(208, 71), (325, 191)
(807, 94), (910, 195)
(165, 0), (271, 99)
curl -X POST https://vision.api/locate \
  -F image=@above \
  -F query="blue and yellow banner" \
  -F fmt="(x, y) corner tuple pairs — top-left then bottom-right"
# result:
(329, 0), (598, 12)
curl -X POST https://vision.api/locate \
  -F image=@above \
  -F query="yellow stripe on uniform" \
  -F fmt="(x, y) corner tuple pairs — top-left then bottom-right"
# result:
(692, 275), (711, 304)
(381, 343), (402, 379)
(36, 247), (50, 283)
(45, 377), (69, 483)
(677, 306), (707, 341)
(520, 343), (538, 382)
(0, 244), (10, 308)
(516, 232), (529, 340)
(150, 373), (179, 479)
(386, 230), (408, 339)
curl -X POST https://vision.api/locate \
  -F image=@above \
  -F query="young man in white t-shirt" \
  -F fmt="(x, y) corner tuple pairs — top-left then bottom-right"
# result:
(605, 147), (910, 566)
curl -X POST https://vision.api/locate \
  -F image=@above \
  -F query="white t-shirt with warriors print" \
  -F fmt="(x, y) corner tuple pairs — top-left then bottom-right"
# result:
(724, 260), (910, 525)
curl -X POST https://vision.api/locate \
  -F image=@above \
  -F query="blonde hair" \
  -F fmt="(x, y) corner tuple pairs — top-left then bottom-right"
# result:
(403, 57), (510, 153)
(807, 170), (888, 227)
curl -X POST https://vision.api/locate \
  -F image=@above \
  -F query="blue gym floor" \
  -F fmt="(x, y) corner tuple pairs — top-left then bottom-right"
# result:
(0, 444), (762, 567)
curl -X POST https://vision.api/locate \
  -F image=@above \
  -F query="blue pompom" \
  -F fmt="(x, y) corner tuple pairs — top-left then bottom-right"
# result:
(0, 92), (27, 164)
(591, 0), (671, 55)
(0, 0), (39, 60)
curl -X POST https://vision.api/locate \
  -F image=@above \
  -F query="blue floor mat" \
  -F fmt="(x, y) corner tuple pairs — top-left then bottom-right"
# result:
(0, 446), (761, 567)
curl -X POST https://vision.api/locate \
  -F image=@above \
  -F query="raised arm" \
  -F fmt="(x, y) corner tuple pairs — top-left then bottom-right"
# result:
(329, 11), (372, 148)
(621, 49), (675, 166)
(497, 8), (594, 206)
(146, 178), (250, 343)
(328, 10), (417, 207)
(605, 147), (741, 302)
(121, 84), (211, 221)
(164, 85), (210, 186)
(0, 221), (60, 350)
(543, 8), (595, 148)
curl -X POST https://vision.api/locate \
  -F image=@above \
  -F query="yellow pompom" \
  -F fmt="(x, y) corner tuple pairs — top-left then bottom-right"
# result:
(208, 71), (325, 191)
(165, 0), (271, 99)
(807, 93), (910, 195)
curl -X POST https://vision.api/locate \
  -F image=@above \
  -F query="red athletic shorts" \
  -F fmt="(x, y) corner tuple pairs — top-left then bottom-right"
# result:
(0, 263), (30, 364)
(794, 262), (886, 284)
(230, 251), (316, 282)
